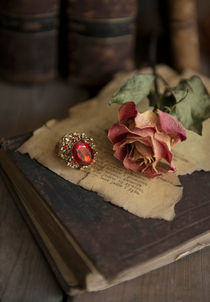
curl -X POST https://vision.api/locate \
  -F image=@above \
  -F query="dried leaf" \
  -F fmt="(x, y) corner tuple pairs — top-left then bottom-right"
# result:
(172, 76), (210, 135)
(109, 74), (155, 105)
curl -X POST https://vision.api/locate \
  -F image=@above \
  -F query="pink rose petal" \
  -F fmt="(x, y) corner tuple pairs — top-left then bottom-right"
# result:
(123, 154), (143, 172)
(125, 134), (153, 147)
(142, 165), (162, 178)
(134, 110), (158, 129)
(169, 161), (176, 172)
(152, 135), (173, 165)
(152, 134), (176, 172)
(154, 131), (171, 151)
(118, 102), (138, 122)
(129, 127), (155, 138)
(108, 123), (129, 144)
(134, 141), (153, 158)
(123, 154), (161, 178)
(151, 137), (166, 160)
(108, 104), (186, 178)
(157, 109), (186, 144)
(113, 141), (127, 160)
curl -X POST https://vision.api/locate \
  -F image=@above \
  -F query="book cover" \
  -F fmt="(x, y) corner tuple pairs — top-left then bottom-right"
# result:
(67, 0), (137, 86)
(0, 0), (59, 83)
(1, 134), (210, 295)
(168, 0), (200, 72)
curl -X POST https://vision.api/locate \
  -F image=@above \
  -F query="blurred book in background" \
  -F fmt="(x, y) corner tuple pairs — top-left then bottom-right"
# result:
(167, 0), (200, 72)
(67, 0), (137, 86)
(0, 0), (59, 84)
(1, 0), (209, 85)
(135, 0), (169, 68)
(198, 0), (210, 76)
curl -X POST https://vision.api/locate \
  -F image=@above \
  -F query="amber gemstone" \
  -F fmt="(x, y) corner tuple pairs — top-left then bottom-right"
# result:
(72, 141), (94, 166)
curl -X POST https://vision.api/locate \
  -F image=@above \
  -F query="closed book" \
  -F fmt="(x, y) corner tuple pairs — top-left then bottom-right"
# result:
(67, 0), (137, 86)
(0, 0), (59, 84)
(1, 134), (210, 295)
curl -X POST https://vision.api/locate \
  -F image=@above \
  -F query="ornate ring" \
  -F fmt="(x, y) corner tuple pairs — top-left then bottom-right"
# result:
(55, 132), (97, 169)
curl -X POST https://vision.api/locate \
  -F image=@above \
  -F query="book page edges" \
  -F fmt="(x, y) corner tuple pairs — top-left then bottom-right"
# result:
(8, 177), (210, 293)
(13, 173), (210, 293)
(86, 231), (210, 291)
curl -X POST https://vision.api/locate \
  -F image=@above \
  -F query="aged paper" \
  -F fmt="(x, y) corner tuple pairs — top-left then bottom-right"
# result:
(18, 66), (210, 221)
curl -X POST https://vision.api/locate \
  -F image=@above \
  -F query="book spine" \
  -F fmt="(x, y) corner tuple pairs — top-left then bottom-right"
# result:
(67, 0), (137, 86)
(0, 1), (59, 84)
(168, 0), (200, 72)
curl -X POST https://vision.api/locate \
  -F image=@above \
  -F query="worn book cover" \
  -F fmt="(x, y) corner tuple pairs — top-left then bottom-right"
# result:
(67, 0), (136, 86)
(0, 0), (59, 83)
(1, 133), (210, 295)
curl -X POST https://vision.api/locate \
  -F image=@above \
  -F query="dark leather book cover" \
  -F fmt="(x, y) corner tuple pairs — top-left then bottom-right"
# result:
(1, 135), (210, 294)
(0, 0), (59, 83)
(67, 0), (137, 86)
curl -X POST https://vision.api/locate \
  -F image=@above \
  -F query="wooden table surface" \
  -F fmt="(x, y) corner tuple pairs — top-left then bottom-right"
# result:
(0, 79), (210, 302)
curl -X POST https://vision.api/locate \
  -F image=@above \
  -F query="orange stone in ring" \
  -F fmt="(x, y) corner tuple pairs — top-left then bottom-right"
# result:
(72, 141), (94, 166)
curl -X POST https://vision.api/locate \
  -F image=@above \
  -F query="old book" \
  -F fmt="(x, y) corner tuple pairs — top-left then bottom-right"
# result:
(1, 134), (210, 295)
(67, 0), (137, 86)
(0, 0), (59, 83)
(168, 0), (200, 72)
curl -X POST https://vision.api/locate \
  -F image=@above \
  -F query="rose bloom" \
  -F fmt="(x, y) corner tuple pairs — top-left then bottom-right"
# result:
(108, 102), (186, 178)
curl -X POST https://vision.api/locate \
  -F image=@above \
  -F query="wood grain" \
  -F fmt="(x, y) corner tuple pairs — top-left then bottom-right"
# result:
(0, 80), (210, 302)
(0, 176), (63, 302)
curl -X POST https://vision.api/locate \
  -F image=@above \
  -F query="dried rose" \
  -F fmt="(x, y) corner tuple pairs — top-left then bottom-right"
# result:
(108, 102), (186, 178)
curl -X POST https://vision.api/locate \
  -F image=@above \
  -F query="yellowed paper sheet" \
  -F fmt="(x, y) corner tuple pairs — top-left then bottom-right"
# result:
(18, 66), (210, 221)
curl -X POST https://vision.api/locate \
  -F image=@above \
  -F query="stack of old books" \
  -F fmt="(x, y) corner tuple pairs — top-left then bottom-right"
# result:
(0, 0), (201, 85)
(0, 0), (136, 85)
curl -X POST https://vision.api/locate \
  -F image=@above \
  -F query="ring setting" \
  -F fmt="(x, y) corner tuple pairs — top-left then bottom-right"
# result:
(56, 132), (97, 169)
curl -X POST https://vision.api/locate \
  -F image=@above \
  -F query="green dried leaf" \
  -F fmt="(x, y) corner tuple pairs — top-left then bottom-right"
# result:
(172, 76), (210, 135)
(109, 74), (155, 105)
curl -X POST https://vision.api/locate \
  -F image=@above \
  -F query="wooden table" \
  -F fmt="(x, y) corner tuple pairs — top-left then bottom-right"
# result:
(0, 80), (210, 302)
